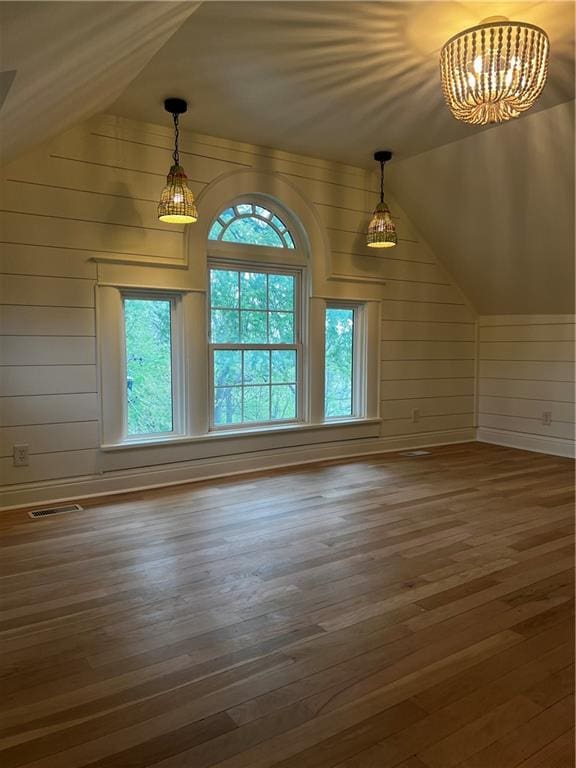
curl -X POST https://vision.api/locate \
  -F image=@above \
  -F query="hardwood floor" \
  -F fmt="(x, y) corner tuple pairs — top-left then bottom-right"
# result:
(0, 442), (574, 768)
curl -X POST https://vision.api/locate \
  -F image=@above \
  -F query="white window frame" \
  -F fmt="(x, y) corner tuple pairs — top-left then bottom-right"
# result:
(324, 301), (367, 421)
(207, 260), (304, 431)
(98, 286), (187, 447)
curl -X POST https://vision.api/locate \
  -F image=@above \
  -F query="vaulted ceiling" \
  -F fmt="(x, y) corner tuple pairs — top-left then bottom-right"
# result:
(1, 1), (574, 313)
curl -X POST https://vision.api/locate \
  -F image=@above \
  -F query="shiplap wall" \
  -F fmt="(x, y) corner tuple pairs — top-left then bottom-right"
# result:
(478, 315), (576, 457)
(0, 114), (475, 507)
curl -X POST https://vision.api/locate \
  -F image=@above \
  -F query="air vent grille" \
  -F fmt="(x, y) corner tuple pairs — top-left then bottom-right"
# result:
(399, 450), (432, 457)
(28, 504), (83, 519)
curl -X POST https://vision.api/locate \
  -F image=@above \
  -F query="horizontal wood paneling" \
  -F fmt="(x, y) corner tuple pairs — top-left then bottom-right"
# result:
(480, 341), (574, 362)
(0, 449), (99, 485)
(380, 413), (474, 437)
(479, 314), (575, 326)
(478, 315), (575, 451)
(382, 396), (474, 420)
(7, 151), (206, 205)
(381, 379), (475, 400)
(330, 251), (447, 284)
(478, 413), (574, 440)
(381, 301), (475, 324)
(480, 324), (575, 342)
(479, 395), (574, 423)
(0, 211), (183, 261)
(0, 306), (95, 336)
(381, 360), (475, 381)
(382, 341), (475, 361)
(1, 179), (176, 234)
(0, 275), (94, 308)
(480, 361), (574, 382)
(0, 243), (97, 279)
(479, 378), (575, 402)
(0, 366), (97, 396)
(381, 321), (475, 342)
(0, 336), (95, 366)
(0, 394), (99, 426)
(0, 421), (99, 457)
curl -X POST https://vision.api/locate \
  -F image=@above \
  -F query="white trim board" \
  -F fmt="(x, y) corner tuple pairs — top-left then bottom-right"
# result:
(477, 427), (575, 459)
(0, 428), (475, 511)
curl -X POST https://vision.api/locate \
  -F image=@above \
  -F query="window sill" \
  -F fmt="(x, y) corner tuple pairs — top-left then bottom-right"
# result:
(100, 418), (381, 452)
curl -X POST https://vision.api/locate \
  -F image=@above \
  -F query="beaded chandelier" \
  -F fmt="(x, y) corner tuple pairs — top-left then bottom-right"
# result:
(440, 18), (550, 126)
(158, 98), (198, 224)
(367, 150), (397, 249)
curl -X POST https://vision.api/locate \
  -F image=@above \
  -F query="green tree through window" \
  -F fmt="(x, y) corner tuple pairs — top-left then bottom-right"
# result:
(325, 307), (355, 418)
(208, 203), (295, 249)
(124, 298), (173, 435)
(210, 267), (298, 427)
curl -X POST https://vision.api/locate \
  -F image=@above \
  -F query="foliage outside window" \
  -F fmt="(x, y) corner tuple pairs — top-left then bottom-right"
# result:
(325, 306), (355, 418)
(208, 203), (295, 249)
(124, 298), (173, 436)
(209, 267), (299, 427)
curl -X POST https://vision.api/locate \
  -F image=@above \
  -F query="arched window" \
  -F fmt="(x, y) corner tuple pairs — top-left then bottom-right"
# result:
(208, 203), (296, 249)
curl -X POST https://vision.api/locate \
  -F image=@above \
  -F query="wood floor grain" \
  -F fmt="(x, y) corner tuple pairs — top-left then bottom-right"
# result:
(0, 442), (574, 768)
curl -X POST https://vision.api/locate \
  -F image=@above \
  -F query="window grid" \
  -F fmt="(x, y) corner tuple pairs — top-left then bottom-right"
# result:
(208, 203), (296, 249)
(209, 264), (301, 430)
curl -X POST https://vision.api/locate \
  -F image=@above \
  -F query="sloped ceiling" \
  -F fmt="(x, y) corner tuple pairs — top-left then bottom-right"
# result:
(0, 1), (200, 163)
(109, 1), (574, 164)
(389, 100), (575, 314)
(1, 1), (574, 315)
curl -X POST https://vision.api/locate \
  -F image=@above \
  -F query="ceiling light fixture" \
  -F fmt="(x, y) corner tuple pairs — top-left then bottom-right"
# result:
(158, 98), (198, 224)
(440, 17), (550, 126)
(367, 150), (397, 249)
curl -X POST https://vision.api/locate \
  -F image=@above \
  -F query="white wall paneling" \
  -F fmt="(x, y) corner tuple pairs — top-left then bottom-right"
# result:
(478, 315), (576, 457)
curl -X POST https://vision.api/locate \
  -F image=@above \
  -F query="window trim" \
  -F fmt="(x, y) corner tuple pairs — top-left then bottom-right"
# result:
(207, 260), (304, 432)
(324, 301), (367, 422)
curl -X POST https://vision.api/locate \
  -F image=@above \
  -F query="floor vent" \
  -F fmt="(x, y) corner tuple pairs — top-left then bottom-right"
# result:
(28, 504), (83, 519)
(399, 450), (432, 457)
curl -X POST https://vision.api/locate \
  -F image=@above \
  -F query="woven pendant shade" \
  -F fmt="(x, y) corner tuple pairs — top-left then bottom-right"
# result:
(367, 150), (397, 249)
(158, 164), (198, 224)
(367, 202), (397, 248)
(158, 98), (197, 225)
(440, 20), (549, 125)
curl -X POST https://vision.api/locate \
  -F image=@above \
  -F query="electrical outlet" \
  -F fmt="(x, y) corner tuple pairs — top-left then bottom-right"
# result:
(411, 408), (420, 423)
(542, 411), (552, 426)
(13, 444), (29, 467)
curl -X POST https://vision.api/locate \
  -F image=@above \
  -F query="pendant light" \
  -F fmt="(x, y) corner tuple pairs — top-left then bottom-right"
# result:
(440, 18), (550, 125)
(158, 98), (198, 224)
(367, 151), (397, 249)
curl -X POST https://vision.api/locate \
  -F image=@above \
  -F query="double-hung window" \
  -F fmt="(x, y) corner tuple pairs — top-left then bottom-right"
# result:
(209, 265), (301, 428)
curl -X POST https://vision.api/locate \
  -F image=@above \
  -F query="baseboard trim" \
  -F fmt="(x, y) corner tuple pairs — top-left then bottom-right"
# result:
(477, 427), (575, 459)
(0, 428), (475, 511)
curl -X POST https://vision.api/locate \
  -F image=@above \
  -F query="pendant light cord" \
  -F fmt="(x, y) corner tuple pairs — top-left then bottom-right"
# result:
(172, 112), (180, 165)
(380, 160), (385, 204)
